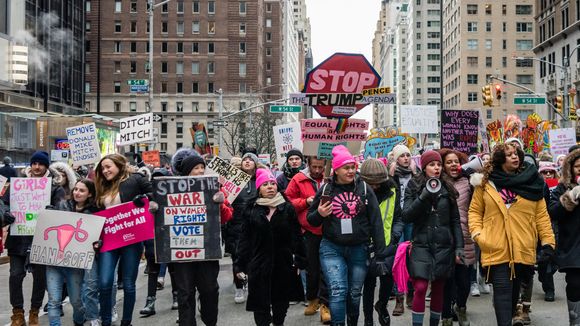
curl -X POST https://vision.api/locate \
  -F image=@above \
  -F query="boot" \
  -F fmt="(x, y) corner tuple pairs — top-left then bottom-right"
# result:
(304, 298), (320, 316)
(406, 292), (413, 309)
(441, 318), (453, 326)
(10, 308), (25, 326)
(320, 304), (332, 324)
(28, 308), (40, 326)
(172, 291), (179, 310)
(374, 301), (391, 326)
(347, 315), (359, 326)
(512, 304), (525, 326)
(392, 295), (404, 316)
(455, 306), (470, 326)
(521, 303), (531, 325)
(139, 296), (156, 317)
(568, 300), (580, 326)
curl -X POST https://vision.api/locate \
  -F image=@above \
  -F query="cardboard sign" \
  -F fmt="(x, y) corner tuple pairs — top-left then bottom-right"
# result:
(440, 110), (479, 155)
(119, 113), (154, 146)
(29, 210), (105, 269)
(206, 157), (251, 203)
(95, 200), (155, 252)
(153, 176), (221, 263)
(10, 177), (52, 236)
(549, 128), (576, 157)
(66, 123), (101, 166)
(273, 122), (303, 167)
(301, 118), (368, 159)
(400, 105), (438, 134)
(142, 150), (161, 167)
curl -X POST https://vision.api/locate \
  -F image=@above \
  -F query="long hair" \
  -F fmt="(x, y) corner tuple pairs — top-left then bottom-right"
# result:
(73, 179), (96, 210)
(411, 169), (458, 204)
(481, 143), (525, 186)
(95, 154), (131, 207)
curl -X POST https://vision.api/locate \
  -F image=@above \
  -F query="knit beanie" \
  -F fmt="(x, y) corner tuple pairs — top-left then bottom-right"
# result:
(255, 168), (276, 189)
(285, 148), (304, 163)
(392, 144), (411, 160)
(30, 151), (50, 167)
(180, 155), (205, 176)
(505, 137), (524, 149)
(332, 145), (355, 170)
(242, 152), (259, 166)
(420, 150), (442, 170)
(360, 158), (389, 185)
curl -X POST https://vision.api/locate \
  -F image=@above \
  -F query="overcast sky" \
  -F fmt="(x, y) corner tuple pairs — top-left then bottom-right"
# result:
(304, 0), (382, 127)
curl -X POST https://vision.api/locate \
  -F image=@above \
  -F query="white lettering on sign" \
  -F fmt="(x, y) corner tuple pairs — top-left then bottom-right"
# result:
(309, 70), (376, 93)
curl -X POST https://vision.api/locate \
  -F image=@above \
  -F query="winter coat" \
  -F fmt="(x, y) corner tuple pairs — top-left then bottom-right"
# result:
(0, 164), (18, 181)
(50, 162), (78, 199)
(548, 149), (580, 271)
(374, 180), (404, 270)
(402, 176), (464, 281)
(97, 172), (153, 209)
(0, 200), (9, 253)
(448, 176), (476, 265)
(468, 173), (555, 269)
(285, 168), (324, 235)
(224, 175), (257, 254)
(276, 173), (291, 192)
(307, 175), (388, 259)
(234, 199), (307, 312)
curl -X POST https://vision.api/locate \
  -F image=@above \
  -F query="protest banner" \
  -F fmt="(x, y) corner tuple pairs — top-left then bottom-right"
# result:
(363, 127), (415, 158)
(95, 199), (154, 252)
(10, 177), (52, 236)
(301, 118), (368, 159)
(549, 128), (576, 157)
(273, 122), (303, 166)
(142, 150), (161, 167)
(478, 110), (490, 153)
(400, 105), (438, 134)
(153, 175), (221, 263)
(440, 110), (479, 154)
(206, 156), (251, 202)
(29, 210), (105, 269)
(66, 123), (101, 166)
(258, 154), (270, 165)
(119, 113), (154, 146)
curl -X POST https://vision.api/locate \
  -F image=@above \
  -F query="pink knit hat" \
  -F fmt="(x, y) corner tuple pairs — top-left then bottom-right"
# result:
(255, 168), (277, 189)
(332, 145), (356, 170)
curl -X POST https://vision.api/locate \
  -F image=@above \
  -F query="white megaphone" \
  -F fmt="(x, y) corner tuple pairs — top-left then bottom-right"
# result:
(460, 156), (484, 173)
(576, 176), (580, 184)
(426, 178), (442, 193)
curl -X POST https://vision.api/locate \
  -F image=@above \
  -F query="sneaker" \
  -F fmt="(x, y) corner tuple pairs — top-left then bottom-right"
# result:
(111, 307), (119, 323)
(470, 283), (480, 297)
(425, 291), (431, 301)
(545, 291), (555, 302)
(234, 288), (246, 304)
(157, 278), (164, 290)
(479, 282), (491, 294)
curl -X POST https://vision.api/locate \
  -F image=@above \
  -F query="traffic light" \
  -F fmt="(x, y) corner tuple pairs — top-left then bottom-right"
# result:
(482, 85), (493, 106)
(556, 95), (563, 114)
(495, 84), (502, 100)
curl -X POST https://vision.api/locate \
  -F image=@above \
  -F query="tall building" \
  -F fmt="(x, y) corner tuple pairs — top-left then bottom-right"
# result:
(292, 0), (311, 55)
(442, 1), (537, 123)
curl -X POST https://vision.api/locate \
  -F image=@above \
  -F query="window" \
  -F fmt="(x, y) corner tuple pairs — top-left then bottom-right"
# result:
(427, 20), (440, 27)
(114, 102), (121, 112)
(208, 42), (215, 54)
(176, 122), (183, 135)
(427, 10), (440, 15)
(86, 22), (91, 32)
(192, 102), (199, 112)
(192, 82), (199, 93)
(416, 88), (422, 95)
(486, 57), (492, 67)
(266, 32), (272, 41)
(176, 102), (183, 112)
(266, 48), (272, 55)
(130, 61), (136, 73)
(191, 62), (200, 74)
(417, 55), (421, 62)
(177, 21), (184, 34)
(467, 74), (478, 84)
(239, 63), (246, 76)
(208, 102), (214, 111)
(516, 40), (533, 50)
(192, 42), (199, 53)
(208, 22), (215, 34)
(467, 22), (477, 32)
(208, 82), (214, 93)
(516, 22), (533, 32)
(176, 62), (184, 74)
(486, 22), (491, 32)
(114, 82), (121, 93)
(114, 41), (122, 53)
(208, 1), (215, 14)
(239, 82), (247, 93)
(266, 19), (272, 28)
(502, 56), (507, 67)
(85, 40), (91, 52)
(486, 109), (492, 119)
(192, 21), (200, 34)
(240, 23), (246, 34)
(130, 21), (137, 33)
(239, 42), (246, 54)
(468, 92), (478, 102)
(162, 42), (168, 53)
(114, 61), (121, 73)
(239, 2), (246, 14)
(467, 4), (477, 14)
(161, 61), (168, 73)
(161, 82), (167, 93)
(485, 4), (491, 14)
(502, 39), (507, 49)
(467, 39), (478, 50)
(161, 102), (168, 112)
(266, 3), (272, 11)
(516, 59), (533, 67)
(177, 82), (183, 93)
(427, 43), (440, 49)
(177, 1), (184, 13)
(193, 1), (199, 13)
(177, 42), (183, 53)
(85, 63), (91, 74)
(130, 42), (137, 53)
(503, 22), (507, 32)
(208, 62), (215, 74)
(130, 102), (137, 112)
(467, 56), (478, 66)
(485, 39), (492, 50)
(162, 3), (168, 12)
(427, 76), (440, 83)
(427, 32), (440, 38)
(516, 75), (533, 84)
(162, 21), (168, 33)
(515, 5), (532, 15)
(266, 62), (271, 70)
(115, 21), (122, 33)
(161, 122), (168, 134)
(427, 88), (440, 94)
(85, 82), (91, 93)
(86, 1), (91, 12)
(115, 0), (122, 13)
(130, 0), (137, 12)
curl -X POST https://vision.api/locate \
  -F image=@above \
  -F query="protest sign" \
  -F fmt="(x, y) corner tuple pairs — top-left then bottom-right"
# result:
(66, 123), (101, 166)
(142, 150), (161, 167)
(10, 177), (52, 236)
(301, 118), (368, 158)
(206, 157), (251, 202)
(440, 110), (479, 154)
(29, 210), (105, 269)
(153, 175), (221, 263)
(119, 113), (154, 146)
(51, 150), (69, 162)
(95, 200), (154, 252)
(549, 128), (576, 157)
(400, 105), (438, 134)
(258, 154), (270, 165)
(0, 175), (7, 193)
(362, 126), (415, 158)
(273, 122), (303, 166)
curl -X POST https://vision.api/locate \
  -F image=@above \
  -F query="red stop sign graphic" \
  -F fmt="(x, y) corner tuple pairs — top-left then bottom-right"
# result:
(303, 53), (381, 118)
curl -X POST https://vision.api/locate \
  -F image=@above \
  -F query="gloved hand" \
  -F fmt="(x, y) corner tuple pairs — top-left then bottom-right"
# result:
(92, 240), (102, 254)
(132, 194), (148, 207)
(537, 245), (555, 263)
(212, 191), (225, 204)
(570, 185), (580, 201)
(461, 167), (475, 178)
(419, 187), (433, 201)
(2, 211), (15, 226)
(455, 248), (466, 265)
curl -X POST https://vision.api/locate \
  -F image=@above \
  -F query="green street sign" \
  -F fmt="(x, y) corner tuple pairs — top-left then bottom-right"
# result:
(513, 97), (546, 105)
(127, 79), (149, 86)
(270, 105), (302, 113)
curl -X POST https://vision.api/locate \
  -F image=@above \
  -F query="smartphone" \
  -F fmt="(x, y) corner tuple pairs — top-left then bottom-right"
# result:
(320, 195), (332, 206)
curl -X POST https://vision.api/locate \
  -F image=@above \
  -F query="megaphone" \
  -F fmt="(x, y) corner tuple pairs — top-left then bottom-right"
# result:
(460, 156), (484, 173)
(426, 178), (441, 193)
(576, 176), (580, 184)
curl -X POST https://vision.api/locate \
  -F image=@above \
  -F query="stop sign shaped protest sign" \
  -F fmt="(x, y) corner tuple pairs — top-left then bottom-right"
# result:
(303, 53), (381, 118)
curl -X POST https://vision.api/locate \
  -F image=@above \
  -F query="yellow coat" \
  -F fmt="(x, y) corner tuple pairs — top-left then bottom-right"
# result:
(468, 175), (555, 271)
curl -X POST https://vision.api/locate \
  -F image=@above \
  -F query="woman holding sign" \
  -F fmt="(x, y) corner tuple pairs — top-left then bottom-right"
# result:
(94, 154), (155, 326)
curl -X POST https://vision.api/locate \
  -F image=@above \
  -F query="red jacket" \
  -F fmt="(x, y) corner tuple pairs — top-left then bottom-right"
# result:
(285, 170), (323, 235)
(220, 189), (234, 224)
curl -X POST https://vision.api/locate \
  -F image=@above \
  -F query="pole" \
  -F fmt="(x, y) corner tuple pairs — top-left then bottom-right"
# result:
(148, 0), (154, 112)
(218, 88), (223, 156)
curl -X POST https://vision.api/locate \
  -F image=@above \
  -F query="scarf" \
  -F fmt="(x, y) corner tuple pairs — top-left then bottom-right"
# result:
(488, 162), (544, 201)
(256, 192), (286, 208)
(395, 165), (412, 177)
(283, 162), (306, 180)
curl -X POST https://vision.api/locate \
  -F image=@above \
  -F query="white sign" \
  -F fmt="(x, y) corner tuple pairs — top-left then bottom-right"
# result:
(549, 128), (576, 157)
(66, 123), (101, 166)
(50, 150), (69, 162)
(119, 113), (154, 146)
(10, 177), (52, 236)
(258, 154), (270, 165)
(273, 122), (303, 167)
(400, 105), (438, 134)
(206, 157), (251, 203)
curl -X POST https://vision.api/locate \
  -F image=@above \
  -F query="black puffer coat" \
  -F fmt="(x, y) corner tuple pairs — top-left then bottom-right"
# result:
(224, 175), (257, 254)
(402, 175), (464, 281)
(234, 199), (307, 312)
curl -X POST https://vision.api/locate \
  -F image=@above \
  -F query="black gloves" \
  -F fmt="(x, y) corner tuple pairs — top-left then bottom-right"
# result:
(2, 211), (15, 226)
(132, 194), (148, 207)
(537, 245), (555, 263)
(461, 167), (475, 178)
(92, 240), (103, 255)
(456, 248), (466, 265)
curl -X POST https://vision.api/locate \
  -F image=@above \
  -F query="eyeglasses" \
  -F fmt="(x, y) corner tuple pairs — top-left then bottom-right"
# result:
(540, 170), (555, 175)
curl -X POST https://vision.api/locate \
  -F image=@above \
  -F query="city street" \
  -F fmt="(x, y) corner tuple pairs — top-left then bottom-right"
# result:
(0, 258), (570, 325)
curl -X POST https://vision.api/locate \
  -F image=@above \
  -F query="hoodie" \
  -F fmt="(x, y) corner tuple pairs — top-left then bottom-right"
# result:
(50, 162), (78, 198)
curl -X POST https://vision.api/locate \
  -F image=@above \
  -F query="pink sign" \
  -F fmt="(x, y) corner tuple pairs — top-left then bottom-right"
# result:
(95, 199), (154, 252)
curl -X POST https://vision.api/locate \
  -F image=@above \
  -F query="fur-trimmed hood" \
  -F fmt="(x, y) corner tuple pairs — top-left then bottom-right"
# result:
(560, 149), (580, 188)
(49, 162), (78, 191)
(24, 165), (65, 187)
(469, 172), (484, 187)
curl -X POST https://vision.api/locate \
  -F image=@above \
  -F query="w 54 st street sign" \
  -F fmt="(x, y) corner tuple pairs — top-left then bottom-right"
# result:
(513, 96), (546, 105)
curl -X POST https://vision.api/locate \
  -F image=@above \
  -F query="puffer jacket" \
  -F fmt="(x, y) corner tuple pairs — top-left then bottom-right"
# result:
(447, 176), (475, 265)
(468, 172), (555, 270)
(284, 168), (324, 235)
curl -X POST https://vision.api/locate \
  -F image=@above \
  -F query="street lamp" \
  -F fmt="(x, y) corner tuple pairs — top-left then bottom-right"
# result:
(147, 0), (174, 112)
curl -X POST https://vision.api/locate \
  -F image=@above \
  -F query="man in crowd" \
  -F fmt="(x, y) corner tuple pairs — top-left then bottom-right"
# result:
(276, 149), (306, 192)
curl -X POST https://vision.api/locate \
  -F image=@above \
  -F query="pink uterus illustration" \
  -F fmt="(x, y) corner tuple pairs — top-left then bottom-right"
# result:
(44, 219), (89, 259)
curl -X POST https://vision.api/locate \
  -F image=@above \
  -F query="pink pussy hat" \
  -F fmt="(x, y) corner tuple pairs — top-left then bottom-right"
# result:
(332, 145), (356, 170)
(255, 168), (277, 189)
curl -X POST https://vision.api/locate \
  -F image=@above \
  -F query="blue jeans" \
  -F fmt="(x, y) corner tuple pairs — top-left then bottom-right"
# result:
(319, 238), (368, 324)
(46, 266), (85, 326)
(98, 242), (143, 325)
(82, 260), (99, 321)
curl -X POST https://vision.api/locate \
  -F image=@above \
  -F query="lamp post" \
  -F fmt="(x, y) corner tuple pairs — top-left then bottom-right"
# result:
(147, 0), (173, 112)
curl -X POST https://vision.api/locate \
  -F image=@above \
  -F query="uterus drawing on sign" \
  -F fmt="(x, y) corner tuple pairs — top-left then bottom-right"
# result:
(44, 219), (89, 259)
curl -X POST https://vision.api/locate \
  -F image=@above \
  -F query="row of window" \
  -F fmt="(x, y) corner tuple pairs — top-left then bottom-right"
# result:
(90, 40), (260, 56)
(87, 60), (264, 76)
(92, 0), (262, 15)
(466, 39), (533, 51)
(466, 4), (532, 15)
(87, 80), (269, 95)
(466, 57), (534, 68)
(466, 22), (532, 33)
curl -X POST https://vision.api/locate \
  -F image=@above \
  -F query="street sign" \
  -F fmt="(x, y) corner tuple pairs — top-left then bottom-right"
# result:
(127, 79), (149, 86)
(130, 85), (149, 93)
(513, 97), (546, 105)
(270, 105), (302, 113)
(152, 114), (163, 122)
(213, 120), (228, 127)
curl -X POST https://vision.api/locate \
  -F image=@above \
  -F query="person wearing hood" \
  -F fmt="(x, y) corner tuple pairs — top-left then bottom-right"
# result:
(285, 156), (331, 323)
(308, 145), (387, 326)
(6, 151), (66, 326)
(0, 156), (18, 181)
(468, 143), (555, 326)
(50, 162), (78, 200)
(234, 168), (307, 326)
(360, 158), (403, 326)
(276, 149), (306, 192)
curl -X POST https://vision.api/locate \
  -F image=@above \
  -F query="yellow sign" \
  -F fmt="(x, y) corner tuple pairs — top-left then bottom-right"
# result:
(361, 87), (392, 96)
